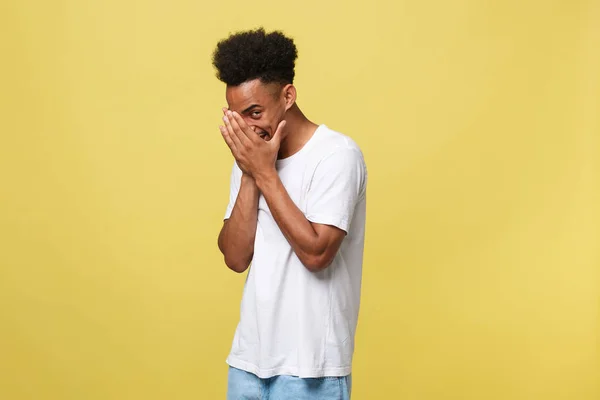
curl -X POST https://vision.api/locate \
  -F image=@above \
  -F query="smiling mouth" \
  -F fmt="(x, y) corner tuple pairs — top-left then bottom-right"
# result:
(258, 131), (269, 140)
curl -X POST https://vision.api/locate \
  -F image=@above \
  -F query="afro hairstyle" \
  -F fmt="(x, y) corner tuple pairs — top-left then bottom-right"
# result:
(212, 27), (298, 87)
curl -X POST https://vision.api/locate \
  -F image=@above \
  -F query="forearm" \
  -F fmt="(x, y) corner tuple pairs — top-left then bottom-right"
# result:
(218, 174), (259, 272)
(255, 170), (327, 271)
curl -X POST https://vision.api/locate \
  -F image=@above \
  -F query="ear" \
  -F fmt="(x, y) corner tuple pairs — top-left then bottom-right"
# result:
(281, 84), (297, 111)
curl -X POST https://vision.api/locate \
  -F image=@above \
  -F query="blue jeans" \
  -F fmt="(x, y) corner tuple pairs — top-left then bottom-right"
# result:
(227, 366), (352, 400)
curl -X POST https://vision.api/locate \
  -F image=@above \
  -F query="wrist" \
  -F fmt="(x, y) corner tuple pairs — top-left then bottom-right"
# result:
(254, 167), (278, 192)
(240, 173), (259, 194)
(241, 173), (255, 185)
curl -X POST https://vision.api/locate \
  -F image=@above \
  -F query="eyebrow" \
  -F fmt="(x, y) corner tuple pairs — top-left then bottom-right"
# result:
(241, 104), (260, 114)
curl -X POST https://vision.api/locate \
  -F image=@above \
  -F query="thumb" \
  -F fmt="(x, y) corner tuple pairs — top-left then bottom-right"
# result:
(271, 120), (287, 146)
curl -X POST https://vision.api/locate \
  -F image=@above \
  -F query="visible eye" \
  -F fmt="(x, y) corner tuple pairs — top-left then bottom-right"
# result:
(251, 111), (261, 119)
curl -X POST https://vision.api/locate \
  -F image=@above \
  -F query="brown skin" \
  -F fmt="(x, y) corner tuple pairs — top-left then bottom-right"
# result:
(217, 79), (346, 273)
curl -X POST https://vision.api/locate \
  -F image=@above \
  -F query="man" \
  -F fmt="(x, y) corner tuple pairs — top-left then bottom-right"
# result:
(212, 27), (367, 399)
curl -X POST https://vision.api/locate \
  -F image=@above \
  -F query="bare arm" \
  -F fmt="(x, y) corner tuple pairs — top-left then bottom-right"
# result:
(255, 170), (345, 272)
(218, 173), (259, 273)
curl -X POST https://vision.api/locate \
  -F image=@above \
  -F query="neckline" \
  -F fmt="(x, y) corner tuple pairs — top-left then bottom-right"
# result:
(276, 124), (325, 168)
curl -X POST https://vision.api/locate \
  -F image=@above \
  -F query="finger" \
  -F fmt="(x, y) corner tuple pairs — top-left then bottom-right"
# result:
(228, 112), (254, 146)
(219, 125), (237, 154)
(230, 112), (260, 144)
(223, 114), (244, 149)
(271, 120), (287, 146)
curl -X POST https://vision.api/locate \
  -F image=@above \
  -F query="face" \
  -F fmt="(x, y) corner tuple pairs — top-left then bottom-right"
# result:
(225, 79), (293, 141)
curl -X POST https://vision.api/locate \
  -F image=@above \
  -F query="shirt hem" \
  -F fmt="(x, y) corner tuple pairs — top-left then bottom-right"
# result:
(306, 214), (350, 233)
(225, 355), (352, 379)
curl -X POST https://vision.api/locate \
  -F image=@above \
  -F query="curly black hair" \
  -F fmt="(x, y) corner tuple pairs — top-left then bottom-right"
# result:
(212, 27), (298, 86)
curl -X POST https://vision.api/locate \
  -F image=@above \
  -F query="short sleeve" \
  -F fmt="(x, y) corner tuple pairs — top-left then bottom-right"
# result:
(305, 147), (367, 233)
(224, 161), (243, 220)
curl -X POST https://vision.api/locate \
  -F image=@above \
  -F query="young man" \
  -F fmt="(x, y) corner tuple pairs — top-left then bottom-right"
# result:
(213, 28), (368, 399)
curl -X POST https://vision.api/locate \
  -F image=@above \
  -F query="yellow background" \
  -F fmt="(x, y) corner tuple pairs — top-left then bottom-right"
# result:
(1, 0), (598, 399)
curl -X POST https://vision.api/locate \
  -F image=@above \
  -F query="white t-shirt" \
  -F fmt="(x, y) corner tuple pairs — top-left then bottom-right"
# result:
(223, 124), (368, 379)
